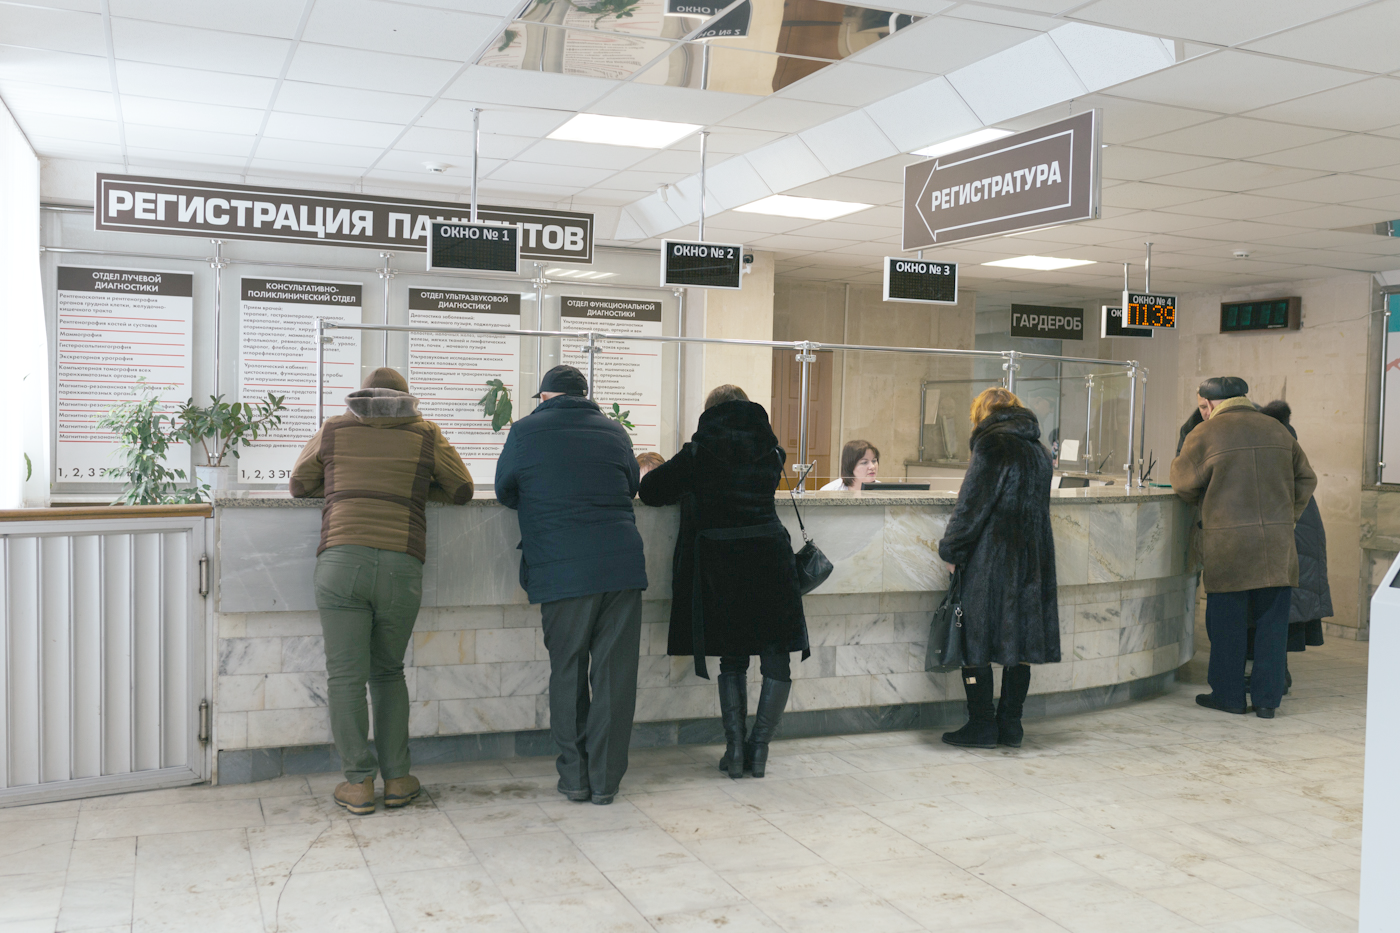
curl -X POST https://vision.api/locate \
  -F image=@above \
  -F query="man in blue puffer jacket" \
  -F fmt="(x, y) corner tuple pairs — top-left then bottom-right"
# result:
(495, 364), (647, 805)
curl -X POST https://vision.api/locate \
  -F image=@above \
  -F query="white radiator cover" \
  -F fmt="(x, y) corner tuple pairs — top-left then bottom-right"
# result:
(1, 516), (208, 806)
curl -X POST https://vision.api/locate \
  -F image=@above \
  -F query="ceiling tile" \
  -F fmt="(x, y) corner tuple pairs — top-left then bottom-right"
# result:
(590, 170), (690, 192)
(254, 136), (383, 167)
(489, 160), (614, 188)
(739, 137), (825, 194)
(109, 0), (306, 37)
(587, 83), (756, 125)
(702, 156), (771, 211)
(0, 3), (104, 55)
(775, 62), (930, 109)
(277, 81), (431, 124)
(0, 46), (109, 91)
(1243, 77), (1400, 133)
(629, 148), (709, 175)
(1257, 204), (1399, 229)
(246, 158), (368, 180)
(1243, 1), (1400, 74)
(1101, 146), (1222, 181)
(1108, 50), (1360, 115)
(301, 0), (499, 61)
(287, 43), (462, 96)
(124, 124), (255, 156)
(114, 61), (276, 107)
(718, 97), (852, 134)
(109, 18), (292, 76)
(122, 95), (264, 134)
(1260, 173), (1400, 203)
(126, 148), (249, 169)
(262, 112), (403, 148)
(840, 155), (921, 184)
(1153, 193), (1320, 220)
(1185, 219), (1316, 242)
(1084, 209), (1225, 232)
(800, 111), (897, 175)
(1254, 134), (1400, 173)
(1102, 182), (1215, 210)
(1133, 116), (1342, 160)
(395, 126), (532, 160)
(851, 15), (1037, 75)
(444, 66), (617, 111)
(28, 136), (123, 160)
(12, 111), (119, 143)
(1148, 160), (1326, 193)
(417, 99), (569, 137)
(0, 80), (115, 120)
(1068, 0), (1371, 47)
(1076, 95), (1217, 145)
(704, 211), (814, 234)
(513, 138), (654, 171)
(783, 176), (903, 204)
(700, 127), (786, 155)
(864, 76), (981, 154)
(948, 33), (1088, 125)
(372, 149), (505, 177)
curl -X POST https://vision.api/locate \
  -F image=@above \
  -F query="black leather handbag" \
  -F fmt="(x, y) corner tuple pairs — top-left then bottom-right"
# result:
(925, 569), (966, 673)
(778, 450), (834, 595)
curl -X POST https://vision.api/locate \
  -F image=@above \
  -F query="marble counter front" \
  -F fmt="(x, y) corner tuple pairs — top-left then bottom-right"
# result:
(211, 488), (1196, 784)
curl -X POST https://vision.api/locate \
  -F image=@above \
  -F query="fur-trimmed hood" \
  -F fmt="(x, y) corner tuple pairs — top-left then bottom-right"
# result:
(345, 387), (421, 424)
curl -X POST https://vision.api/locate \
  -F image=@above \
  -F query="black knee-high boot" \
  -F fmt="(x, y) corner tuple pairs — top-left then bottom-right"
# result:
(744, 677), (790, 778)
(717, 672), (747, 779)
(942, 665), (997, 749)
(996, 664), (1031, 748)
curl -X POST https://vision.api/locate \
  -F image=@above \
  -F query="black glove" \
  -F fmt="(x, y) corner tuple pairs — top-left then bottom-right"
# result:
(1176, 408), (1203, 456)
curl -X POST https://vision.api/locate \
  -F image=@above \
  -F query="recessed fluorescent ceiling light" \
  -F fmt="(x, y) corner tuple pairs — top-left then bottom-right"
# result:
(982, 256), (1096, 271)
(914, 128), (1013, 158)
(548, 113), (700, 148)
(734, 195), (872, 220)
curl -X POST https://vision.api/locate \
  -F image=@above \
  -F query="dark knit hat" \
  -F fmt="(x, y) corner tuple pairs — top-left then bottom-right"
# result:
(1198, 376), (1248, 400)
(361, 367), (409, 393)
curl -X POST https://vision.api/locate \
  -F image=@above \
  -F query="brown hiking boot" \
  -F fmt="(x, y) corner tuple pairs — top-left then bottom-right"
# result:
(383, 775), (421, 808)
(333, 777), (376, 815)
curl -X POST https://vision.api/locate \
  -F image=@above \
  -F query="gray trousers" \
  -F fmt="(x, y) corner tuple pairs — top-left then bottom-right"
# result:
(540, 589), (643, 797)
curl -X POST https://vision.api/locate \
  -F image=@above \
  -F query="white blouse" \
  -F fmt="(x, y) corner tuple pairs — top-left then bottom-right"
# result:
(819, 478), (852, 491)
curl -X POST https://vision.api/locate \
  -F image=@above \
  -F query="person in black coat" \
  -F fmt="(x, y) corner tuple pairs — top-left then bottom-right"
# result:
(937, 388), (1059, 749)
(495, 365), (647, 805)
(639, 384), (809, 779)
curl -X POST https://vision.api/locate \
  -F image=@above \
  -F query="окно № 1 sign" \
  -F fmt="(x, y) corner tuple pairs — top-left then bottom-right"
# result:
(428, 221), (520, 274)
(96, 173), (593, 263)
(1010, 304), (1084, 341)
(903, 111), (1100, 248)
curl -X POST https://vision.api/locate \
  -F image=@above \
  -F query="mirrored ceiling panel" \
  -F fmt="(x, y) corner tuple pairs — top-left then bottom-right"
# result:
(479, 0), (920, 93)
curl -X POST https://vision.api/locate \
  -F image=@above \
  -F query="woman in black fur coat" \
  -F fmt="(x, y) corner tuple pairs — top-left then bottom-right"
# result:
(937, 387), (1059, 749)
(639, 384), (809, 779)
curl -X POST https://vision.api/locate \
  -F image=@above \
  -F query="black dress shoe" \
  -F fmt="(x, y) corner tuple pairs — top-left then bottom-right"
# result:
(1255, 707), (1276, 719)
(556, 780), (591, 803)
(1196, 693), (1246, 715)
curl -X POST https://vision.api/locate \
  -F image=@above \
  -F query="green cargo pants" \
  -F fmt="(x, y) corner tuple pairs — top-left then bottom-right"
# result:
(314, 544), (423, 785)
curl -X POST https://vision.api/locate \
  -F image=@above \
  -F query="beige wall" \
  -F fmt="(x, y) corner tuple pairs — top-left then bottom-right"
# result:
(680, 251), (775, 439)
(773, 280), (976, 478)
(1130, 273), (1372, 635)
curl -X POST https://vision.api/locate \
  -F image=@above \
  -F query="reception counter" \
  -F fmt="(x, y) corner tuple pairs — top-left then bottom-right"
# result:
(210, 487), (1196, 784)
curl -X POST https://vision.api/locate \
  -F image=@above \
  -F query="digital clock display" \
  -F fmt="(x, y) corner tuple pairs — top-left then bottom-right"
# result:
(1125, 292), (1177, 328)
(1220, 297), (1298, 333)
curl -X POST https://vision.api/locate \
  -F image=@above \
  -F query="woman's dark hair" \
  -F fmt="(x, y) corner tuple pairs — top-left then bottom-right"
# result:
(704, 384), (749, 410)
(1260, 399), (1291, 425)
(839, 440), (879, 487)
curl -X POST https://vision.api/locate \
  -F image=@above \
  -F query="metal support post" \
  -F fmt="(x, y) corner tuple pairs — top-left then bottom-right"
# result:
(1382, 303), (1392, 479)
(1126, 363), (1137, 484)
(698, 130), (710, 242)
(535, 264), (546, 404)
(675, 288), (685, 453)
(1138, 367), (1149, 484)
(471, 108), (481, 223)
(1004, 350), (1019, 393)
(586, 331), (598, 400)
(209, 240), (226, 396)
(1083, 374), (1095, 466)
(315, 318), (326, 426)
(1144, 241), (1153, 292)
(378, 252), (394, 367)
(797, 341), (814, 493)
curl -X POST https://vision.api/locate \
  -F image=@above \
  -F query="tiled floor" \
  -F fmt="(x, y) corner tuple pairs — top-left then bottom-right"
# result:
(1, 638), (1366, 933)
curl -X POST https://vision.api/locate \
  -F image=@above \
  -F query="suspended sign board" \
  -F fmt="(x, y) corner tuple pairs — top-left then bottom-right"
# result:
(662, 1), (751, 38)
(661, 240), (743, 290)
(1010, 304), (1083, 341)
(1124, 292), (1177, 328)
(1220, 297), (1299, 333)
(883, 258), (957, 304)
(427, 221), (520, 274)
(1102, 306), (1153, 338)
(902, 111), (1100, 249)
(94, 173), (593, 263)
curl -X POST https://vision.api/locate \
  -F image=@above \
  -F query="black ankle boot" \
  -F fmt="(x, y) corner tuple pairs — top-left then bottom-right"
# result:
(996, 664), (1031, 748)
(942, 666), (998, 749)
(744, 677), (790, 778)
(717, 672), (747, 779)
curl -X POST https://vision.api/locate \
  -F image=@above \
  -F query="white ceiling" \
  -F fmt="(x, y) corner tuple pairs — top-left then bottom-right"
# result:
(5, 0), (1400, 308)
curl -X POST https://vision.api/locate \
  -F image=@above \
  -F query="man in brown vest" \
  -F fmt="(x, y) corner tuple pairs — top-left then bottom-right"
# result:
(1171, 376), (1316, 719)
(290, 367), (473, 813)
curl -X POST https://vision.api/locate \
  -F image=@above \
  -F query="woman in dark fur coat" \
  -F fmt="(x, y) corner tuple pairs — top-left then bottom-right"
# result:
(639, 384), (809, 779)
(937, 387), (1059, 749)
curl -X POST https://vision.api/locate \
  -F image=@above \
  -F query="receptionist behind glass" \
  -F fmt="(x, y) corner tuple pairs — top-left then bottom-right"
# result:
(821, 440), (880, 491)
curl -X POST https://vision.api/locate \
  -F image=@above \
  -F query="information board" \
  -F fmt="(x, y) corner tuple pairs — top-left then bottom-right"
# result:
(661, 240), (743, 290)
(1010, 304), (1084, 341)
(560, 296), (663, 455)
(55, 266), (193, 482)
(1220, 297), (1299, 333)
(883, 258), (957, 304)
(1124, 292), (1177, 328)
(1101, 305), (1153, 339)
(427, 220), (520, 274)
(407, 287), (521, 481)
(238, 278), (361, 483)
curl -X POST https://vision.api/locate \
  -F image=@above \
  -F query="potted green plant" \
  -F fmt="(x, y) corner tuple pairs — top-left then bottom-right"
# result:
(605, 402), (635, 432)
(480, 379), (514, 432)
(98, 385), (205, 505)
(176, 392), (287, 489)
